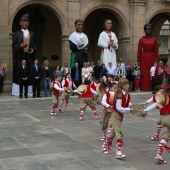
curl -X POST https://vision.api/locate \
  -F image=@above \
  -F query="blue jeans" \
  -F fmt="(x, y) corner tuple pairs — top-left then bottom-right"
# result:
(43, 78), (52, 97)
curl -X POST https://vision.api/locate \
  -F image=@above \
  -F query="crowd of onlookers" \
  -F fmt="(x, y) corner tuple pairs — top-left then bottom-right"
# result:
(1, 57), (170, 97)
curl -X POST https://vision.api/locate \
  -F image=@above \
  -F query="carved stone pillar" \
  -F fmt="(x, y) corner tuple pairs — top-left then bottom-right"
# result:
(128, 0), (147, 63)
(67, 0), (80, 34)
(61, 35), (69, 66)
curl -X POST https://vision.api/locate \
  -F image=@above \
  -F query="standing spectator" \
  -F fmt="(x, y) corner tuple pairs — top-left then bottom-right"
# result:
(126, 62), (133, 91)
(61, 62), (71, 78)
(150, 61), (157, 90)
(116, 62), (125, 78)
(71, 62), (82, 87)
(53, 65), (61, 78)
(164, 62), (170, 85)
(90, 61), (95, 77)
(100, 64), (108, 82)
(106, 62), (117, 76)
(97, 19), (118, 67)
(69, 19), (89, 68)
(119, 58), (126, 71)
(93, 61), (101, 80)
(134, 66), (141, 91)
(81, 62), (91, 83)
(0, 61), (6, 94)
(154, 60), (165, 85)
(87, 62), (93, 78)
(137, 23), (159, 90)
(42, 60), (52, 97)
(18, 60), (29, 98)
(31, 59), (41, 98)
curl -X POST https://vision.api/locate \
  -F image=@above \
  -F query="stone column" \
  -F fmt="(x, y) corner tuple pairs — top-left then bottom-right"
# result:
(61, 35), (69, 66)
(66, 0), (80, 66)
(0, 0), (12, 92)
(67, 0), (80, 34)
(128, 0), (147, 63)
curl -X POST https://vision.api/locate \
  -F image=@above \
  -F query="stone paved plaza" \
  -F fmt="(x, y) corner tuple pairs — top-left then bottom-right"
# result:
(0, 92), (169, 170)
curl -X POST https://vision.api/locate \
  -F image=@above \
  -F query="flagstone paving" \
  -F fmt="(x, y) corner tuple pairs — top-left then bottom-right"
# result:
(0, 92), (169, 170)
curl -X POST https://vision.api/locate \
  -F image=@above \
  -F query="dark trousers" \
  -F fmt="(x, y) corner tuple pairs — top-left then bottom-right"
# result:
(74, 80), (81, 88)
(19, 80), (28, 97)
(157, 75), (163, 85)
(32, 79), (41, 97)
(0, 76), (4, 93)
(151, 76), (155, 91)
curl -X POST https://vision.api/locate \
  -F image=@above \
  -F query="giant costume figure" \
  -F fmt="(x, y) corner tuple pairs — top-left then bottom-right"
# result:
(69, 19), (89, 68)
(137, 23), (159, 91)
(12, 13), (37, 96)
(97, 19), (118, 67)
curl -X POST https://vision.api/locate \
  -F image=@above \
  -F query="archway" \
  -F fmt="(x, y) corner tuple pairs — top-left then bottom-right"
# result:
(149, 12), (170, 64)
(83, 8), (129, 64)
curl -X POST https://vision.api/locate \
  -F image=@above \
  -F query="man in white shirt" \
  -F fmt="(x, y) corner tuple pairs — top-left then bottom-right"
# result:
(150, 61), (157, 90)
(107, 62), (117, 76)
(119, 58), (126, 71)
(61, 62), (71, 78)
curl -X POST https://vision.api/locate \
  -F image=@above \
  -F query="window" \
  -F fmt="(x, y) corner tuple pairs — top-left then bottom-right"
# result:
(159, 37), (168, 47)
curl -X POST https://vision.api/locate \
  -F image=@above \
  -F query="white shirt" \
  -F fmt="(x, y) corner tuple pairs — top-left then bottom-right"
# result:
(150, 66), (156, 77)
(21, 29), (29, 38)
(120, 62), (126, 71)
(144, 103), (158, 112)
(62, 78), (76, 89)
(146, 96), (153, 104)
(116, 90), (131, 114)
(107, 65), (117, 75)
(54, 81), (64, 92)
(101, 92), (114, 108)
(61, 67), (71, 75)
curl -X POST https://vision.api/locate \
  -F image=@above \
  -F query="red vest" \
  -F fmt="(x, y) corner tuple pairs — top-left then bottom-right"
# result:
(63, 79), (74, 89)
(52, 82), (62, 94)
(115, 93), (130, 121)
(106, 92), (116, 109)
(153, 95), (156, 102)
(160, 96), (170, 115)
(90, 82), (97, 91)
(78, 85), (92, 98)
(121, 93), (130, 107)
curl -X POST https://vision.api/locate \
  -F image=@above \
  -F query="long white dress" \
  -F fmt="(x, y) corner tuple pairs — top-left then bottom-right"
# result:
(97, 31), (118, 67)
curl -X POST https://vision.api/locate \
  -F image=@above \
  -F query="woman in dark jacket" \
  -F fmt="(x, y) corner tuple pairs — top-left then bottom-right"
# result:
(100, 64), (108, 82)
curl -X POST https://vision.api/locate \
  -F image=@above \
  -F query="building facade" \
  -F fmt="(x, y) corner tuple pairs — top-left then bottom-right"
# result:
(0, 0), (170, 91)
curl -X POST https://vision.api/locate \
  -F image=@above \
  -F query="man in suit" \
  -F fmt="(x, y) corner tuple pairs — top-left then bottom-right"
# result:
(71, 62), (81, 87)
(31, 59), (41, 98)
(18, 60), (29, 98)
(12, 13), (37, 86)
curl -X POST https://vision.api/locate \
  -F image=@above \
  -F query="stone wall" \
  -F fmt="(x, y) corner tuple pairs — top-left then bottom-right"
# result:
(0, 0), (170, 92)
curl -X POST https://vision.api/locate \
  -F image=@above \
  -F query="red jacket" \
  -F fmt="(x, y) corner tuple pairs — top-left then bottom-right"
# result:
(154, 66), (165, 79)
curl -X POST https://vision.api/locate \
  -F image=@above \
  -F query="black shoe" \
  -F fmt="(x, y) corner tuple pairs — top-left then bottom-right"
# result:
(59, 109), (61, 112)
(32, 96), (35, 98)
(19, 96), (22, 99)
(25, 96), (28, 98)
(37, 96), (42, 98)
